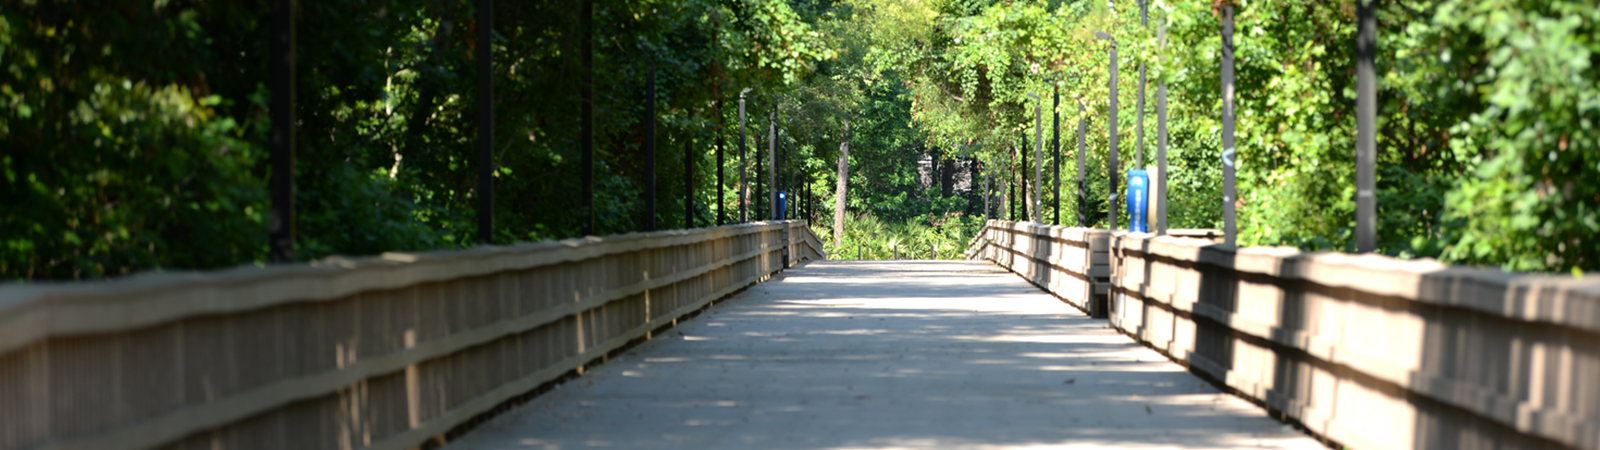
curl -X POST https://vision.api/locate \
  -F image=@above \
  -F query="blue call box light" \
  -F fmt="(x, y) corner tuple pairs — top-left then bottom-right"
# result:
(1126, 170), (1149, 233)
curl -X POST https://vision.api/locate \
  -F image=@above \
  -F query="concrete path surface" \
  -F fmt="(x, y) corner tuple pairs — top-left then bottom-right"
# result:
(444, 260), (1325, 450)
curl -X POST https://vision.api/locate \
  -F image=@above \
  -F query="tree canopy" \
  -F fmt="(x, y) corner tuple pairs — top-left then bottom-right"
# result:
(3, 0), (1595, 279)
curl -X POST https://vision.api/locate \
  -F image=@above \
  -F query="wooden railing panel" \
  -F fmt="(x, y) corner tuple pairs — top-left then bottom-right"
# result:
(967, 220), (1116, 315)
(969, 219), (1600, 449)
(0, 221), (825, 450)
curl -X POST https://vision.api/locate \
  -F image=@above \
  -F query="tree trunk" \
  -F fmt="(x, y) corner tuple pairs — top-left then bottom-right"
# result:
(833, 120), (850, 247)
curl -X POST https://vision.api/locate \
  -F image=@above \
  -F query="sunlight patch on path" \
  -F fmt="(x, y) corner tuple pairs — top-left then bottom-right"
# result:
(444, 260), (1326, 450)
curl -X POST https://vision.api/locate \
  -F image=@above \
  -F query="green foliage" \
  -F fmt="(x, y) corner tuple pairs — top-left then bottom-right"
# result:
(7, 0), (1594, 278)
(2, 0), (833, 280)
(853, 0), (1598, 273)
(1160, 0), (1599, 271)
(818, 213), (977, 260)
(2, 4), (269, 279)
(1424, 0), (1599, 271)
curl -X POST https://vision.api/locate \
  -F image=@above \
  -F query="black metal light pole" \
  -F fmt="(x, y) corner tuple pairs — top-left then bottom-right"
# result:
(983, 159), (991, 222)
(1137, 1), (1148, 170)
(1021, 135), (1029, 222)
(1052, 84), (1061, 226)
(1096, 31), (1119, 230)
(685, 137), (694, 229)
(1009, 148), (1017, 221)
(779, 117), (788, 220)
(269, 0), (294, 263)
(581, 0), (594, 236)
(1156, 6), (1170, 235)
(644, 59), (657, 232)
(1356, 0), (1377, 253)
(769, 104), (777, 221)
(755, 109), (765, 219)
(1220, 6), (1237, 245)
(739, 88), (751, 222)
(1076, 100), (1087, 227)
(717, 112), (725, 226)
(476, 0), (493, 244)
(1027, 92), (1042, 223)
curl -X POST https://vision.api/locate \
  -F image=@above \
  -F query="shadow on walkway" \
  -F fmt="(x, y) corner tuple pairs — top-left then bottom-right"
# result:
(444, 261), (1324, 450)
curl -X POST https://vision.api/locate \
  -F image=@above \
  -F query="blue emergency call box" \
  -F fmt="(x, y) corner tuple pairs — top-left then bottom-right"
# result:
(778, 191), (787, 221)
(1126, 170), (1149, 233)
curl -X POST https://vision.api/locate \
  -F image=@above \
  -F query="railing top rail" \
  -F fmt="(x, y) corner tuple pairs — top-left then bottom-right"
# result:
(1110, 231), (1600, 334)
(0, 220), (811, 355)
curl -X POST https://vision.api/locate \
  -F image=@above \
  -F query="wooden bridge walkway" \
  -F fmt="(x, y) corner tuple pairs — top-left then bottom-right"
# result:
(444, 261), (1322, 449)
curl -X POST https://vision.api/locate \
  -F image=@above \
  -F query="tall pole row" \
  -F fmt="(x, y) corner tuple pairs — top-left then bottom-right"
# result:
(476, 0), (494, 244)
(1356, 0), (1377, 253)
(269, 0), (295, 263)
(1220, 6), (1237, 245)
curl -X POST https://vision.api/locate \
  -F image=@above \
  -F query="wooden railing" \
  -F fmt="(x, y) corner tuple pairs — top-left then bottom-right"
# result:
(0, 221), (825, 450)
(966, 220), (1116, 316)
(971, 219), (1600, 450)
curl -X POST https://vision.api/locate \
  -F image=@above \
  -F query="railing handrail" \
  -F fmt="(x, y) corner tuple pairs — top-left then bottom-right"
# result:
(0, 220), (812, 358)
(970, 219), (1600, 450)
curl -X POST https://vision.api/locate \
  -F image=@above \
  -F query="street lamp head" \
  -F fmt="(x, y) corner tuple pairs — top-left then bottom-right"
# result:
(1095, 31), (1114, 42)
(739, 87), (754, 97)
(1026, 92), (1039, 100)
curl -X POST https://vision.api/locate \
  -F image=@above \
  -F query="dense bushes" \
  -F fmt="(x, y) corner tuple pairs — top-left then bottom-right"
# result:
(855, 0), (1598, 273)
(1, 0), (829, 280)
(818, 213), (979, 260)
(6, 0), (1594, 278)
